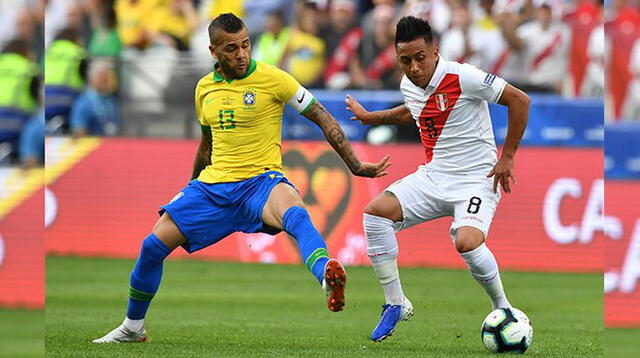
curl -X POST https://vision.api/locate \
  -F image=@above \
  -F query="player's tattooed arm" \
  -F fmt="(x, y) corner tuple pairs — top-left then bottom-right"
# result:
(487, 84), (530, 194)
(191, 125), (212, 180)
(303, 100), (391, 178)
(345, 95), (413, 125)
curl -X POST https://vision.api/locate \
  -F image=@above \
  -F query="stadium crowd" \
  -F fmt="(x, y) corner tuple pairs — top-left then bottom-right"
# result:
(0, 0), (638, 165)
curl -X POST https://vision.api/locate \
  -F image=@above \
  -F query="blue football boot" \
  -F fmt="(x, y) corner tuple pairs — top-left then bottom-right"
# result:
(370, 297), (414, 342)
(371, 304), (402, 342)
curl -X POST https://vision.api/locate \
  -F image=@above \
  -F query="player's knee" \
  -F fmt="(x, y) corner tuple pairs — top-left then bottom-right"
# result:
(364, 201), (384, 217)
(455, 229), (485, 253)
(364, 202), (399, 221)
(363, 212), (393, 233)
(140, 234), (171, 262)
(151, 213), (185, 250)
(363, 213), (398, 262)
(364, 191), (402, 222)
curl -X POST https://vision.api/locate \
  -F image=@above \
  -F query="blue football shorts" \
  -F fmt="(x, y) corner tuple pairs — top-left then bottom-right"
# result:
(159, 171), (295, 253)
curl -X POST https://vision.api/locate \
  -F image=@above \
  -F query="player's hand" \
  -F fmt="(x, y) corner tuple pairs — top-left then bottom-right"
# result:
(354, 155), (391, 178)
(345, 94), (374, 125)
(487, 156), (517, 194)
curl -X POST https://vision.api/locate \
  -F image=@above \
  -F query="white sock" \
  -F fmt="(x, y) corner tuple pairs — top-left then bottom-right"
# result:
(374, 259), (405, 305)
(364, 213), (405, 305)
(460, 243), (511, 310)
(123, 317), (144, 332)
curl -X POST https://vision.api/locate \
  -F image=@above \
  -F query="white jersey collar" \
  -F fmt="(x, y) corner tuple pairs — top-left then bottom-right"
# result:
(426, 56), (446, 90)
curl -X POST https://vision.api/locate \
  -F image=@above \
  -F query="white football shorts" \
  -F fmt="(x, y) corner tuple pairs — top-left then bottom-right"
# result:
(385, 166), (501, 243)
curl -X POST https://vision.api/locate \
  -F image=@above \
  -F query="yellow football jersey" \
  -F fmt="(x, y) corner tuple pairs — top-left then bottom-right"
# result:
(195, 59), (315, 183)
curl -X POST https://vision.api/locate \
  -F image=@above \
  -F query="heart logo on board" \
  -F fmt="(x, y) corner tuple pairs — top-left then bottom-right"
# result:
(283, 149), (352, 240)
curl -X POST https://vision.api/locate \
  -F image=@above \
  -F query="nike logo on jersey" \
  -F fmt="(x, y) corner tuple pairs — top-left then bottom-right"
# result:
(297, 92), (305, 104)
(204, 98), (214, 105)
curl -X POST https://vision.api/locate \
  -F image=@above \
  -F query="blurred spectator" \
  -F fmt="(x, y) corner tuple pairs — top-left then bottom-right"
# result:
(0, 40), (39, 163)
(20, 111), (45, 169)
(115, 0), (157, 49)
(323, 0), (363, 89)
(206, 0), (245, 19)
(606, 0), (640, 120)
(622, 38), (640, 120)
(45, 0), (86, 48)
(44, 28), (88, 124)
(253, 10), (290, 66)
(0, 0), (42, 60)
(281, 2), (325, 87)
(565, 0), (602, 97)
(149, 0), (199, 51)
(499, 0), (570, 92)
(476, 0), (499, 29)
(243, 0), (294, 38)
(361, 0), (400, 37)
(581, 24), (605, 97)
(439, 1), (484, 67)
(87, 0), (123, 59)
(70, 61), (120, 137)
(402, 0), (451, 36)
(320, 0), (357, 57)
(350, 3), (397, 89)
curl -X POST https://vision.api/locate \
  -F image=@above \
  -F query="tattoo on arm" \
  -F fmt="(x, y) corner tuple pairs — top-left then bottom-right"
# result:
(380, 111), (394, 124)
(376, 104), (412, 125)
(304, 101), (363, 174)
(191, 126), (212, 180)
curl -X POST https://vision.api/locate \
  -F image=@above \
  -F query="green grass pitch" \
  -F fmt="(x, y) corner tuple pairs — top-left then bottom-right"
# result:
(0, 308), (43, 357)
(46, 256), (602, 357)
(605, 329), (640, 357)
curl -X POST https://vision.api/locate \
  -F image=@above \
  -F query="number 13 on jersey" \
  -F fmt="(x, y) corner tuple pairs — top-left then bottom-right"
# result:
(219, 109), (236, 130)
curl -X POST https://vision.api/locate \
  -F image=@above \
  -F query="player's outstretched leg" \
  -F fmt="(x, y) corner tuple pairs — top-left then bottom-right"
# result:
(282, 205), (347, 312)
(364, 212), (413, 342)
(456, 227), (511, 310)
(93, 233), (171, 343)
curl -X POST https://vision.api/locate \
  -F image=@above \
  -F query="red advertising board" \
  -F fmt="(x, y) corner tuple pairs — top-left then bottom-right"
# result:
(0, 170), (44, 309)
(604, 181), (640, 327)
(45, 138), (604, 274)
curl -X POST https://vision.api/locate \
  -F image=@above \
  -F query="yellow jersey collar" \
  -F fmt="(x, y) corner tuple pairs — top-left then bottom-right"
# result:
(213, 58), (257, 83)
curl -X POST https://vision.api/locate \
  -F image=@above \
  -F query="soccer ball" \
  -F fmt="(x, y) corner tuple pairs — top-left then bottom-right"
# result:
(481, 307), (533, 354)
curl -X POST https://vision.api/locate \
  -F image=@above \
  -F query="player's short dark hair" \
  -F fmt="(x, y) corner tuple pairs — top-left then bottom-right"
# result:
(208, 13), (246, 45)
(395, 16), (434, 47)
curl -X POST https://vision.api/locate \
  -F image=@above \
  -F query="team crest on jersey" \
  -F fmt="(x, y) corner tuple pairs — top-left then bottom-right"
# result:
(435, 93), (449, 112)
(242, 88), (256, 106)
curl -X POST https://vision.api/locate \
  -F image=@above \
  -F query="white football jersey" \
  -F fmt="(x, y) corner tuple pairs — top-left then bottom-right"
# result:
(516, 21), (569, 87)
(400, 57), (506, 175)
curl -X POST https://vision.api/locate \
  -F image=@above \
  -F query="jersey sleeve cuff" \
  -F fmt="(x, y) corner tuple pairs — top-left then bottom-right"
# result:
(300, 97), (316, 115)
(287, 85), (315, 113)
(493, 78), (508, 103)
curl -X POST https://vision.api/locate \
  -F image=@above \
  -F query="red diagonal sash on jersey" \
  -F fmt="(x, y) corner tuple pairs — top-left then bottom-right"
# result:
(419, 73), (462, 163)
(492, 48), (511, 75)
(324, 27), (363, 83)
(365, 44), (397, 81)
(530, 32), (562, 71)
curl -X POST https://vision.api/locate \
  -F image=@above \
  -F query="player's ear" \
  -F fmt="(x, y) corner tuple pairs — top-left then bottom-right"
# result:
(208, 45), (217, 59)
(433, 45), (439, 60)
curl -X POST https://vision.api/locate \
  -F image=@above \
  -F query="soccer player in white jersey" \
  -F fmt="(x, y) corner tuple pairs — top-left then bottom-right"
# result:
(345, 16), (530, 342)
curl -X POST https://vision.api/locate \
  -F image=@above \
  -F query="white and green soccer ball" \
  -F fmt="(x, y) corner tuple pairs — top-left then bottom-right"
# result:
(481, 307), (533, 354)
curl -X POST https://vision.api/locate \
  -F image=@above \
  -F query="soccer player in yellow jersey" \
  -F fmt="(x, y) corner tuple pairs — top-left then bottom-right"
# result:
(93, 13), (391, 343)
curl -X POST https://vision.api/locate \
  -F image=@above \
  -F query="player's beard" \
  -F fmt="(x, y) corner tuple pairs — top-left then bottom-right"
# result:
(218, 58), (246, 79)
